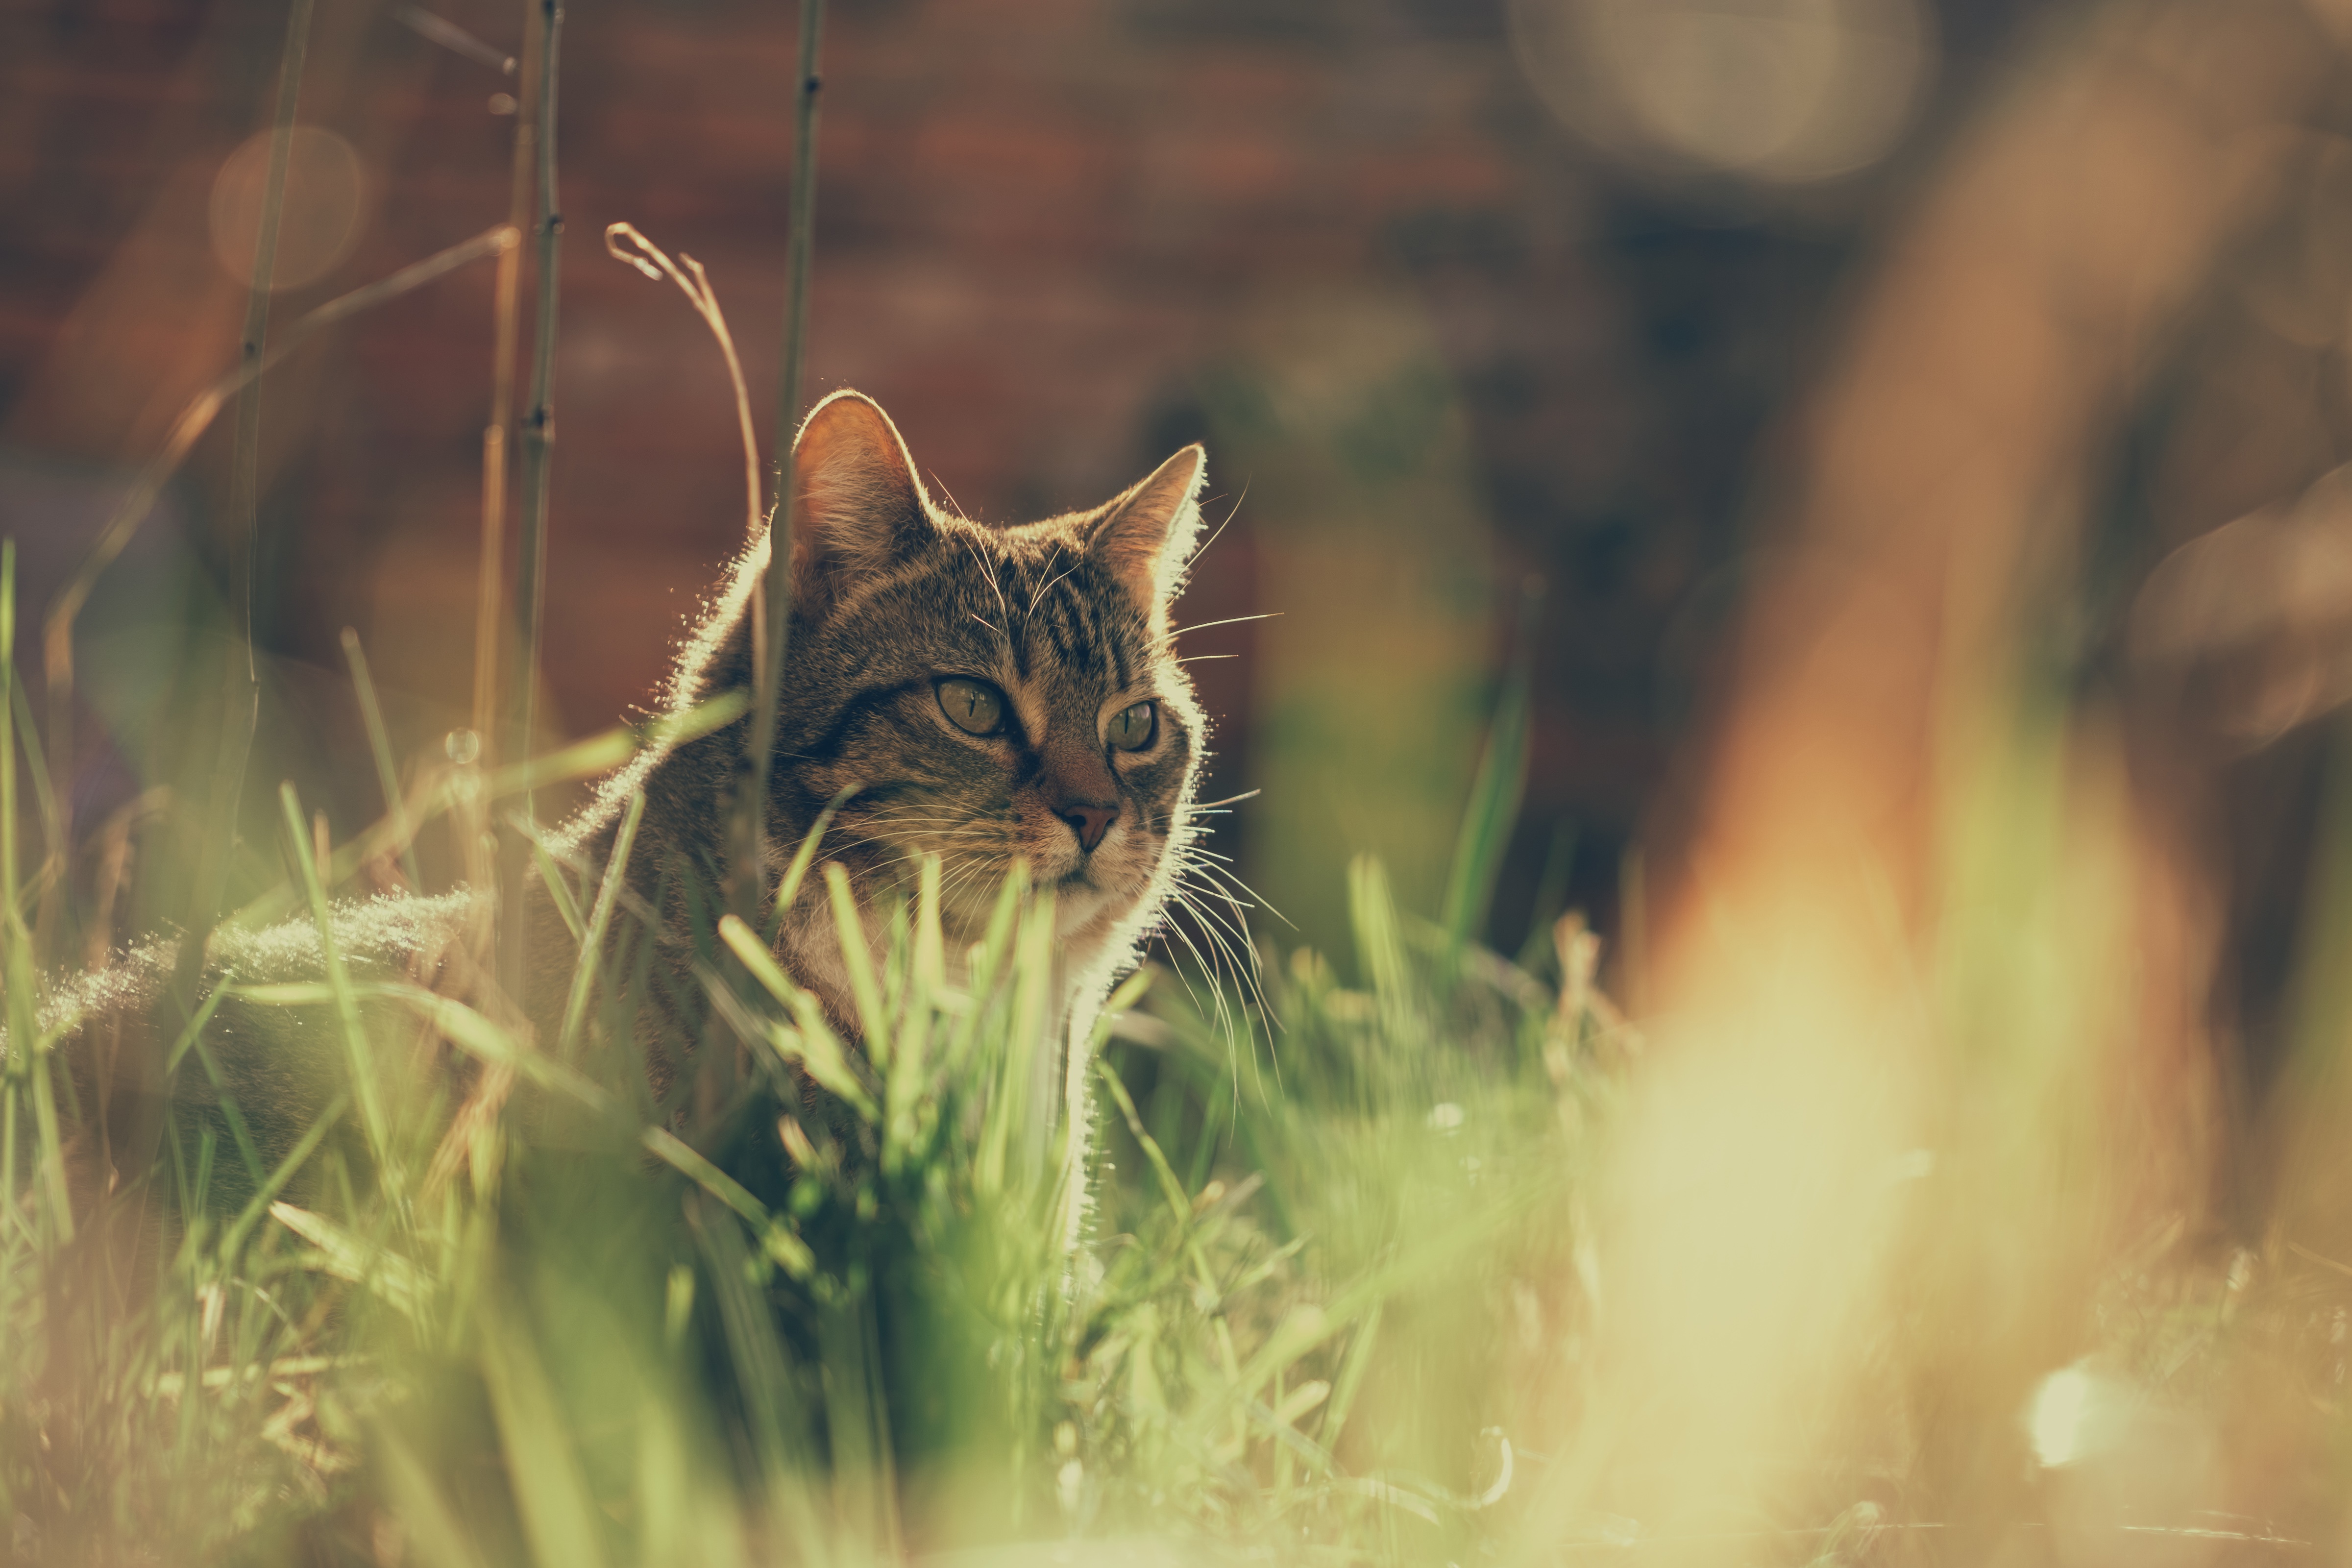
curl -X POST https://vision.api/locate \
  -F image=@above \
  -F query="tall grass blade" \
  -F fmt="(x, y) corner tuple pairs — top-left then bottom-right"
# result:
(0, 543), (67, 1245)
(558, 790), (645, 1056)
(7, 678), (61, 902)
(823, 861), (889, 1063)
(688, 1201), (828, 1559)
(379, 1425), (495, 1568)
(1439, 579), (1540, 951)
(341, 627), (423, 890)
(278, 782), (389, 1171)
(479, 1307), (612, 1568)
(217, 1088), (348, 1260)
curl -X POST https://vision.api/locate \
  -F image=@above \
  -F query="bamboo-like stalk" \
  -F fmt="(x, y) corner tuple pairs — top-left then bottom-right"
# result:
(731, 0), (828, 921)
(511, 0), (564, 825)
(196, 0), (317, 946)
(501, 0), (565, 1003)
(471, 0), (545, 762)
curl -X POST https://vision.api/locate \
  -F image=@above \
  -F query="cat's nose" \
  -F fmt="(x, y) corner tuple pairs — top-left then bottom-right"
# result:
(1060, 803), (1116, 854)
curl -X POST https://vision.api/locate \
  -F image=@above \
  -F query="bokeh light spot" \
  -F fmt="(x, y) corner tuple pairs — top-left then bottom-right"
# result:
(207, 125), (367, 290)
(1508, 0), (1935, 186)
(2028, 1363), (2094, 1468)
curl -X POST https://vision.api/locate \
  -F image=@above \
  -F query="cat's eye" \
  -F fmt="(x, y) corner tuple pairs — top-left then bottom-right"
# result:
(936, 678), (1007, 736)
(1108, 701), (1156, 752)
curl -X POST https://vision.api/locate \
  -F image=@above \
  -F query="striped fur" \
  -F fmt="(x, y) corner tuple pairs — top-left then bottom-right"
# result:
(545, 391), (1213, 1094)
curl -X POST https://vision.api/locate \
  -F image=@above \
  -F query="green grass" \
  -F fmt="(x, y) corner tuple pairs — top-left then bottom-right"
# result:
(12, 534), (2352, 1565)
(0, 656), (1614, 1566)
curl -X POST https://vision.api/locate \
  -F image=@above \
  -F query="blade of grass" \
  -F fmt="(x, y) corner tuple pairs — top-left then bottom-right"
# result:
(340, 628), (423, 891)
(1439, 577), (1541, 952)
(217, 1088), (348, 1261)
(687, 1200), (827, 1558)
(188, 1035), (267, 1192)
(714, 915), (875, 1118)
(6, 676), (60, 899)
(531, 838), (583, 944)
(765, 783), (855, 942)
(823, 861), (889, 1063)
(0, 543), (66, 1245)
(558, 790), (644, 1056)
(479, 1305), (612, 1568)
(278, 782), (389, 1172)
(379, 1425), (495, 1568)
(269, 1200), (426, 1322)
(1316, 1301), (1383, 1456)
(264, 981), (613, 1112)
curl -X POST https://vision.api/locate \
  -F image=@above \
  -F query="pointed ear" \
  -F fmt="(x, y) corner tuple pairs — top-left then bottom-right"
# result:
(786, 391), (931, 614)
(1087, 443), (1207, 619)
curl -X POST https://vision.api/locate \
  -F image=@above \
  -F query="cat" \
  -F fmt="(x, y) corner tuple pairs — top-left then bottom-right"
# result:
(541, 389), (1210, 1070)
(38, 390), (1215, 1216)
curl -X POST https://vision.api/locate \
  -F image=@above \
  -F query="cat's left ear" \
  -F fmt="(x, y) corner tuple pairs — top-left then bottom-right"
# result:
(786, 390), (933, 619)
(1087, 444), (1208, 618)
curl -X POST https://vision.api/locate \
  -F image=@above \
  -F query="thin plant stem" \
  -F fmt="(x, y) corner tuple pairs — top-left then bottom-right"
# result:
(472, 0), (544, 760)
(340, 628), (423, 891)
(512, 0), (564, 825)
(201, 0), (318, 950)
(733, 0), (828, 922)
(505, 0), (565, 1004)
(603, 224), (760, 541)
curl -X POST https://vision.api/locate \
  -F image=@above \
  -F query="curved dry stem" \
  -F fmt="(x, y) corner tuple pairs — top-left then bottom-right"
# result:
(604, 221), (760, 541)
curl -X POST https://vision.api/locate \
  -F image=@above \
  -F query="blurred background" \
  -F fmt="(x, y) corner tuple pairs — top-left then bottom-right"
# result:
(0, 0), (2036, 960)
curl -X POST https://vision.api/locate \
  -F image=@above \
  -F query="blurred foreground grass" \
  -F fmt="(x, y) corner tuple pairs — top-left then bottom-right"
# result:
(11, 591), (2352, 1565)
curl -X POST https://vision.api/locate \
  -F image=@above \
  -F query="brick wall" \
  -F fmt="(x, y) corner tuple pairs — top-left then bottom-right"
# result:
(0, 0), (2033, 945)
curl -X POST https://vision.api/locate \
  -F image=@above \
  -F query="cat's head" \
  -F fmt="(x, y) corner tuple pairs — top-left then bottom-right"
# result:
(772, 391), (1211, 947)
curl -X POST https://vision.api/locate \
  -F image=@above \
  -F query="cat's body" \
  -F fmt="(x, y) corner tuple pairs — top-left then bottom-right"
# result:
(45, 392), (1213, 1211)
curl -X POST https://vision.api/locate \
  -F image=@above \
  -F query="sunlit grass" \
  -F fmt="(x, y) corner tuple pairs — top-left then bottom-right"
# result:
(0, 527), (1624, 1565)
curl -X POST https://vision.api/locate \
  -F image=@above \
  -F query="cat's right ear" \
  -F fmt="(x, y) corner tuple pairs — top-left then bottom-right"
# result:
(784, 391), (931, 617)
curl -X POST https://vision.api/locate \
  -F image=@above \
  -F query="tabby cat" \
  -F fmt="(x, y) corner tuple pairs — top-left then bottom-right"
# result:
(47, 391), (1214, 1204)
(548, 389), (1211, 1057)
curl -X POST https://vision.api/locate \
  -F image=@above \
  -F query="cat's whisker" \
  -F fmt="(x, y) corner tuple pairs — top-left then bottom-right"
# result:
(1177, 855), (1293, 932)
(1029, 550), (1087, 611)
(1187, 483), (1247, 565)
(1155, 612), (1278, 645)
(1148, 902), (1231, 1039)
(1167, 885), (1270, 1035)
